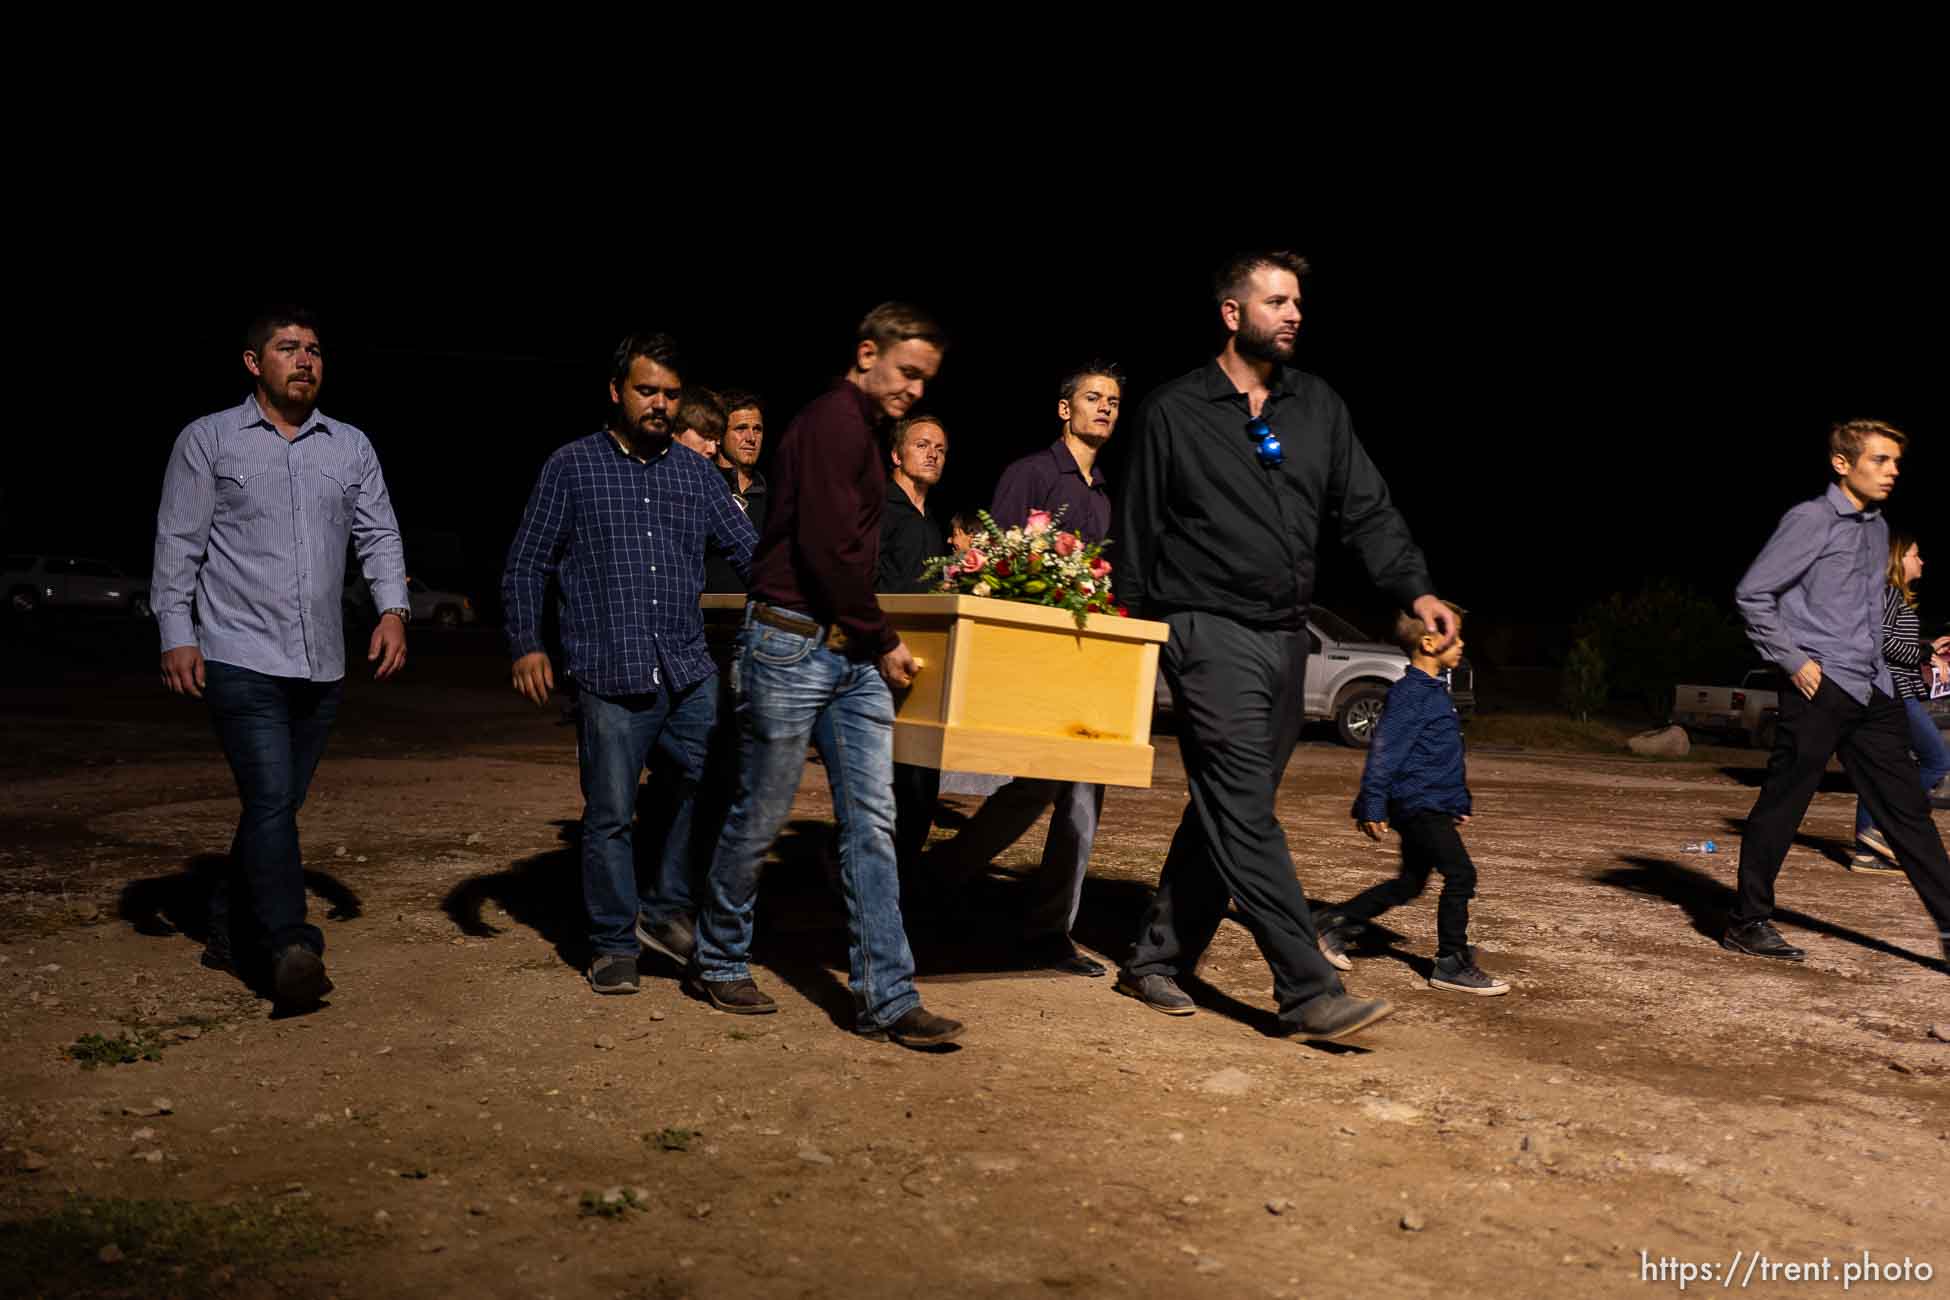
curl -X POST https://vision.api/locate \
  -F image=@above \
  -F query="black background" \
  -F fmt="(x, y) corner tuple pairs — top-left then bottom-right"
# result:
(15, 191), (1944, 656)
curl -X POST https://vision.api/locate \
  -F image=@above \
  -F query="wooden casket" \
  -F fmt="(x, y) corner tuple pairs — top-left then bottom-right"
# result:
(701, 594), (1171, 788)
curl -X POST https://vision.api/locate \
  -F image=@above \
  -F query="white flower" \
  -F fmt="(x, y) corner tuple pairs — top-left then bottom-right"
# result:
(972, 581), (993, 598)
(1029, 538), (1048, 554)
(1080, 580), (1096, 595)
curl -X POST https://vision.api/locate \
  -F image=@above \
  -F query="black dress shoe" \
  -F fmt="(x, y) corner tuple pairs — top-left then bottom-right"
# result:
(1719, 920), (1806, 961)
(1024, 936), (1107, 977)
(271, 944), (332, 1008)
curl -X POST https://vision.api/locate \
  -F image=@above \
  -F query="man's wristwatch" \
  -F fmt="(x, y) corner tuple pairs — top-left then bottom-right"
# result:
(381, 607), (411, 625)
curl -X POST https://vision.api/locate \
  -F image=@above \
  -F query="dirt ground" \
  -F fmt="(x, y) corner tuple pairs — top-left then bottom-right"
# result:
(2, 627), (1946, 1299)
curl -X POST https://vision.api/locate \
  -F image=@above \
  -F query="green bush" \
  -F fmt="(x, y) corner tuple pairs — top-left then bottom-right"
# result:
(1560, 633), (1607, 722)
(1575, 582), (1752, 720)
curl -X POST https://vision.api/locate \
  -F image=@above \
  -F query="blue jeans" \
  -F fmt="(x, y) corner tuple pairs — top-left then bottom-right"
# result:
(1855, 696), (1950, 838)
(204, 661), (343, 962)
(697, 606), (920, 1032)
(579, 675), (718, 957)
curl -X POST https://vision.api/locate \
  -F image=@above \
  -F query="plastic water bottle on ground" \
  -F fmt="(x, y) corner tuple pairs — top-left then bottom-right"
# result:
(1683, 840), (1717, 854)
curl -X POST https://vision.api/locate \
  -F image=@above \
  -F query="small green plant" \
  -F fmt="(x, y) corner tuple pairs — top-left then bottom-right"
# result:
(68, 1031), (165, 1070)
(579, 1187), (647, 1218)
(650, 1127), (697, 1152)
(1560, 633), (1608, 723)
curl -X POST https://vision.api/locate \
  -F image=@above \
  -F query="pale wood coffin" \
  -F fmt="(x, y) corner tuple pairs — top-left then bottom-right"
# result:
(700, 594), (1170, 788)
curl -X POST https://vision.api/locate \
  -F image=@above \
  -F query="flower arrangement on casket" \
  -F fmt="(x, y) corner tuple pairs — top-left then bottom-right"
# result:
(920, 507), (1126, 629)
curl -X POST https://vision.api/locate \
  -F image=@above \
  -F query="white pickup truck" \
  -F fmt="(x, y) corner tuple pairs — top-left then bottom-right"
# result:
(1673, 667), (1784, 749)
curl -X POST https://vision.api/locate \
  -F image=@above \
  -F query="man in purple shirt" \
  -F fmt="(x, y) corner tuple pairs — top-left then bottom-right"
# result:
(1722, 418), (1950, 968)
(922, 362), (1124, 976)
(153, 305), (409, 1011)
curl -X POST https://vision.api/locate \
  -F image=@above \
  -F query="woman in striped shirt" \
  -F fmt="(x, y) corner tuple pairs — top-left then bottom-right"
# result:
(1851, 532), (1950, 873)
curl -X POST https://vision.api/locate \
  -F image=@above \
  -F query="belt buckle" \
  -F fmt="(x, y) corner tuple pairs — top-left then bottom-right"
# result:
(826, 625), (849, 652)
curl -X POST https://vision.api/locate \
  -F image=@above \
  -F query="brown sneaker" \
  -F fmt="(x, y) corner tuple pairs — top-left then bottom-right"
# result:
(862, 1005), (964, 1048)
(690, 976), (777, 1015)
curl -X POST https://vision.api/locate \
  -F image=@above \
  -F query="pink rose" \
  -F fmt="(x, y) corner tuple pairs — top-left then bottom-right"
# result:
(1053, 532), (1080, 557)
(1089, 556), (1111, 579)
(1025, 509), (1053, 535)
(960, 548), (987, 573)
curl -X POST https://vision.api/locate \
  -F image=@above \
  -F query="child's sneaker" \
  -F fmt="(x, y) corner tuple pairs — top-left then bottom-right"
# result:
(1856, 827), (1897, 864)
(1846, 851), (1904, 876)
(1313, 914), (1364, 972)
(1316, 922), (1356, 972)
(1428, 949), (1509, 996)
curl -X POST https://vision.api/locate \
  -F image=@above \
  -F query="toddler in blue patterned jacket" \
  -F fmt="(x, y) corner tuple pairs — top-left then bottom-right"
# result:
(1314, 603), (1509, 995)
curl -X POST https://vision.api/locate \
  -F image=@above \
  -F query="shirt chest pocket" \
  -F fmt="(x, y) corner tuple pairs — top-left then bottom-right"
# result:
(214, 459), (284, 522)
(315, 466), (363, 527)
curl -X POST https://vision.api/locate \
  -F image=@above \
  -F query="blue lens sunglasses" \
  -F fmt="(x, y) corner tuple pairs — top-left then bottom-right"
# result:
(1245, 414), (1284, 468)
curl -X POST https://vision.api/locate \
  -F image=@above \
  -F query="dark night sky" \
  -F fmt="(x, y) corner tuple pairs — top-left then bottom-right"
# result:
(18, 196), (1945, 654)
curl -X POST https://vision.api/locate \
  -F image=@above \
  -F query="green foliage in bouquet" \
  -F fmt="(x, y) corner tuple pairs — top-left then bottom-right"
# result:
(921, 507), (1126, 629)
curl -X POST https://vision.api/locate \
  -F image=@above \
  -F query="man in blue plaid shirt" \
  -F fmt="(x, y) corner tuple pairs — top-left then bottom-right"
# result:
(502, 332), (759, 995)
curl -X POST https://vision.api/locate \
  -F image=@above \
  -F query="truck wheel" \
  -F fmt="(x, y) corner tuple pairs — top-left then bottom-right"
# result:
(434, 604), (461, 629)
(130, 593), (153, 619)
(1335, 684), (1389, 748)
(9, 587), (37, 614)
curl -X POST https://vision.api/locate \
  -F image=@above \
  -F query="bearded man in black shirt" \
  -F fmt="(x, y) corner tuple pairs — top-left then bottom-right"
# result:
(1114, 250), (1458, 1042)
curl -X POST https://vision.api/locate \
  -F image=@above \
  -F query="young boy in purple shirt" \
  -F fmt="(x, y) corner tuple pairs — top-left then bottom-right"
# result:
(1316, 604), (1510, 995)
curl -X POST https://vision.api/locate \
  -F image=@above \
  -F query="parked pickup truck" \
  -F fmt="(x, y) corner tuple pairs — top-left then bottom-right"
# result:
(1673, 666), (1784, 749)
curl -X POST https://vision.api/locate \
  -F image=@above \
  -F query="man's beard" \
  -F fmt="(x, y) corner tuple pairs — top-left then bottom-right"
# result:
(1235, 319), (1295, 364)
(618, 405), (670, 442)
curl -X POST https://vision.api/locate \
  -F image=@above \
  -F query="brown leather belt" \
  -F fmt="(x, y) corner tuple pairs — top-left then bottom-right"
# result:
(751, 602), (849, 651)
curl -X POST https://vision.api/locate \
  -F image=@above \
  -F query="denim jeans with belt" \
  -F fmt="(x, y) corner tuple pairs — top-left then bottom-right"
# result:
(203, 660), (343, 963)
(697, 604), (920, 1032)
(578, 674), (718, 958)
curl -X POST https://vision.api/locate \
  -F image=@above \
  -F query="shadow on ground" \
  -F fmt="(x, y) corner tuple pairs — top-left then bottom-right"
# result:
(119, 854), (364, 1006)
(1596, 855), (1947, 972)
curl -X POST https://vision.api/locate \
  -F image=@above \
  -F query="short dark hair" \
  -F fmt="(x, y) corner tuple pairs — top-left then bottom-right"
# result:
(857, 302), (946, 356)
(1393, 603), (1463, 657)
(610, 331), (683, 387)
(719, 389), (764, 420)
(948, 509), (982, 537)
(675, 386), (728, 440)
(890, 414), (947, 456)
(244, 304), (324, 356)
(1212, 250), (1312, 308)
(1058, 360), (1126, 405)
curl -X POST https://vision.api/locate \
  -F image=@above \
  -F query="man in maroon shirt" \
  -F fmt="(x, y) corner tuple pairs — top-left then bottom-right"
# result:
(694, 303), (965, 1049)
(922, 362), (1123, 976)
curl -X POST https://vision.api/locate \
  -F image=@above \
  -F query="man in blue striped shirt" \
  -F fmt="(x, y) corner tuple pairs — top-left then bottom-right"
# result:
(152, 305), (410, 1010)
(502, 333), (759, 995)
(1723, 419), (1950, 967)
